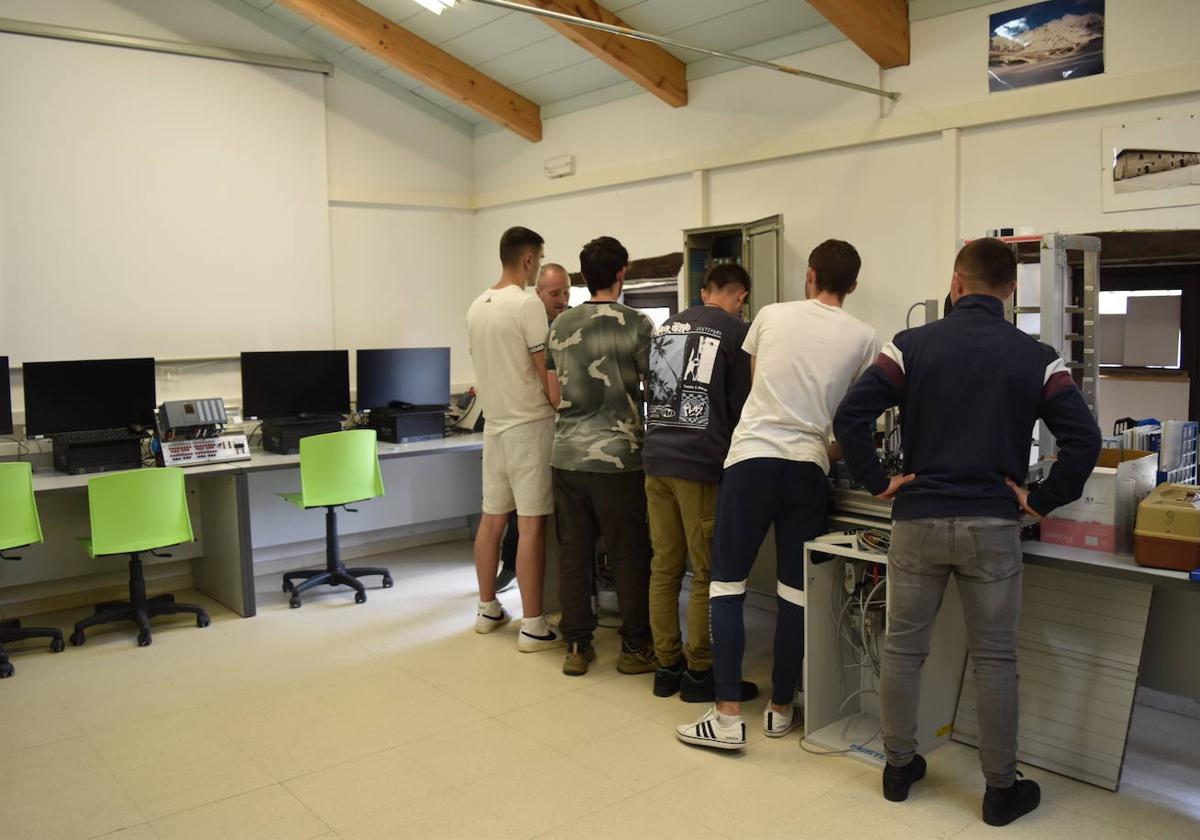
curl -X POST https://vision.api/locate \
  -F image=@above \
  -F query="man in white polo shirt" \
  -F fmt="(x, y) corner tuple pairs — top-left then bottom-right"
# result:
(466, 227), (563, 652)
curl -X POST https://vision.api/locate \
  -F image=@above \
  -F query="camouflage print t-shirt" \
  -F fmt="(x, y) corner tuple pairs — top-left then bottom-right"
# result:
(546, 300), (653, 472)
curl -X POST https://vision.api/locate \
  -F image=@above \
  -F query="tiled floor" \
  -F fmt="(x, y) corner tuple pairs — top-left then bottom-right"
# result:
(1, 540), (1197, 839)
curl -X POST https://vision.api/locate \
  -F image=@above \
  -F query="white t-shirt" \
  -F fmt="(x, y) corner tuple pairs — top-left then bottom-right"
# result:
(466, 285), (555, 436)
(725, 299), (879, 473)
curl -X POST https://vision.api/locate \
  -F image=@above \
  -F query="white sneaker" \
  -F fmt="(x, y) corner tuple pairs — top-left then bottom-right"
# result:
(475, 603), (511, 634)
(676, 706), (746, 751)
(763, 704), (803, 738)
(517, 620), (565, 653)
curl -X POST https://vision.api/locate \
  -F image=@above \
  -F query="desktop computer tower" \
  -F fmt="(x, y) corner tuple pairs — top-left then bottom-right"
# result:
(366, 408), (446, 444)
(261, 418), (343, 455)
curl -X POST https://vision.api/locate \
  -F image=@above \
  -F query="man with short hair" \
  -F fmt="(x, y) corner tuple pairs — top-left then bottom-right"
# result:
(644, 264), (756, 702)
(547, 236), (656, 677)
(496, 262), (574, 594)
(833, 238), (1102, 826)
(466, 226), (563, 652)
(676, 240), (878, 750)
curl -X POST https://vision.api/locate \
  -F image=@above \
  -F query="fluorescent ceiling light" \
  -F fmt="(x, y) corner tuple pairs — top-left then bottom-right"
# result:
(411, 0), (458, 13)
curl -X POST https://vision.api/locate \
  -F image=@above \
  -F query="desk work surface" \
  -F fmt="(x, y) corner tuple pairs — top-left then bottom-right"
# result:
(22, 433), (485, 494)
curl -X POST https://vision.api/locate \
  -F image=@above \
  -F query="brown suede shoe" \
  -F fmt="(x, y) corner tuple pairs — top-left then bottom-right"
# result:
(563, 642), (596, 676)
(617, 644), (658, 675)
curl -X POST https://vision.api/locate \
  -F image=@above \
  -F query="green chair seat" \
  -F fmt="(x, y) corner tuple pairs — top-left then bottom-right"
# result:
(0, 462), (43, 554)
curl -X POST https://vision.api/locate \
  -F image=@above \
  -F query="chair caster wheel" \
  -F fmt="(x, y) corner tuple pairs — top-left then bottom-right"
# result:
(70, 630), (86, 647)
(382, 576), (394, 589)
(289, 595), (302, 609)
(197, 614), (211, 628)
(51, 637), (66, 653)
(354, 591), (367, 605)
(0, 662), (13, 679)
(137, 630), (152, 647)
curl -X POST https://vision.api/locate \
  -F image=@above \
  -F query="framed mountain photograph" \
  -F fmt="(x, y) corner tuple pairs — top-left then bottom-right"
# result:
(988, 0), (1105, 92)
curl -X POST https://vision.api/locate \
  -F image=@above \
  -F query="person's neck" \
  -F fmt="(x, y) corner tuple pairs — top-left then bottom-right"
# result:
(493, 271), (529, 291)
(810, 290), (843, 308)
(590, 290), (620, 303)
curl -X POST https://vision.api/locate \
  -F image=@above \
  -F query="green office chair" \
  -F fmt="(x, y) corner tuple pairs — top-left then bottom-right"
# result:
(0, 462), (66, 678)
(280, 429), (391, 608)
(69, 468), (210, 648)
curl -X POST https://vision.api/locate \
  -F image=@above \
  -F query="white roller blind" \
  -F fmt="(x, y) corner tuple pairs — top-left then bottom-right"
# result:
(0, 32), (332, 362)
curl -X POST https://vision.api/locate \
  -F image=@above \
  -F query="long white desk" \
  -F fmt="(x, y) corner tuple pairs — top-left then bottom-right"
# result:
(15, 434), (484, 619)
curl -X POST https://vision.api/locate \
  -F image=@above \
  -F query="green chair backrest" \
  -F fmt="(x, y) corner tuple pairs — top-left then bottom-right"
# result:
(298, 429), (385, 508)
(87, 468), (194, 556)
(0, 462), (43, 553)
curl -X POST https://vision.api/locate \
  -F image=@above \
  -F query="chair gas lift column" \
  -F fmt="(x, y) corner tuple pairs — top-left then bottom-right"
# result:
(0, 462), (66, 678)
(70, 468), (210, 648)
(280, 429), (392, 608)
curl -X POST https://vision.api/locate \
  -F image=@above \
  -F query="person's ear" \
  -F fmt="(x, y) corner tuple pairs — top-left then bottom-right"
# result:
(847, 280), (858, 296)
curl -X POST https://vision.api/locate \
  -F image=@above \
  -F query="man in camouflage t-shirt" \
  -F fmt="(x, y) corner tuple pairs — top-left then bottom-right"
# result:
(546, 236), (656, 678)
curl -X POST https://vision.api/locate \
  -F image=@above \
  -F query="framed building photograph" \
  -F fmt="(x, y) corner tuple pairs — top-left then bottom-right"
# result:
(988, 0), (1105, 92)
(1102, 113), (1200, 212)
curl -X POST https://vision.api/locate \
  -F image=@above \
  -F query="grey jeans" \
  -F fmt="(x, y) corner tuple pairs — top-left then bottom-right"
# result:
(882, 517), (1023, 787)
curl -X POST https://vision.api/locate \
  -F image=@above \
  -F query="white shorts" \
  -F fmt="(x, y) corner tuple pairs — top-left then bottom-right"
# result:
(482, 418), (554, 517)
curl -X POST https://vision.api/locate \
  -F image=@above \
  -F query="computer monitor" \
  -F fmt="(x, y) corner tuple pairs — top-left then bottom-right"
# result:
(356, 348), (451, 411)
(22, 357), (156, 438)
(1, 357), (12, 436)
(240, 350), (350, 421)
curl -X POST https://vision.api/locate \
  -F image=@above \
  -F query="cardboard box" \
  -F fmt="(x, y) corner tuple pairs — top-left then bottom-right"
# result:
(1040, 450), (1158, 555)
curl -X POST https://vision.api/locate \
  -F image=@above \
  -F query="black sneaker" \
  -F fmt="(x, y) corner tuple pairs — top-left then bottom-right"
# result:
(654, 660), (685, 697)
(679, 669), (759, 703)
(882, 754), (927, 802)
(983, 778), (1041, 826)
(495, 567), (517, 593)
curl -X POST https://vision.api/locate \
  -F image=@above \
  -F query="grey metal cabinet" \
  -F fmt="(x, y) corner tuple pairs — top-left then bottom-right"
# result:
(680, 215), (783, 320)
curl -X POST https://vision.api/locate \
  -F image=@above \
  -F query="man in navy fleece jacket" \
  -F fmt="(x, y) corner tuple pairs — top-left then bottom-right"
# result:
(832, 238), (1101, 827)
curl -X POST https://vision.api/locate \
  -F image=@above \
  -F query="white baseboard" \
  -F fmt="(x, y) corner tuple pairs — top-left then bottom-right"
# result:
(1136, 686), (1200, 720)
(251, 524), (470, 577)
(0, 559), (193, 620)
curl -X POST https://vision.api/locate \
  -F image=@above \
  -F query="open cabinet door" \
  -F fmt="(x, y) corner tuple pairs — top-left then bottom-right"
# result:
(746, 215), (783, 319)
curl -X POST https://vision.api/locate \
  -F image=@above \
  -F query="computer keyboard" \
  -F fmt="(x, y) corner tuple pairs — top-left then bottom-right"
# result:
(53, 428), (144, 445)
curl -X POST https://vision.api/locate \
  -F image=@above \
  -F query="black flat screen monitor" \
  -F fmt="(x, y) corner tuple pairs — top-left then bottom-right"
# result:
(241, 350), (350, 420)
(1, 357), (12, 436)
(357, 348), (451, 411)
(23, 357), (156, 438)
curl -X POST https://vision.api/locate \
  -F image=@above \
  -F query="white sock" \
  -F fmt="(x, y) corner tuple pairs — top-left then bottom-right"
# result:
(478, 599), (503, 617)
(521, 614), (548, 634)
(716, 712), (743, 727)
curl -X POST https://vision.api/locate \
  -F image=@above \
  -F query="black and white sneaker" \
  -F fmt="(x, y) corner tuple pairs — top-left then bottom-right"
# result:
(763, 704), (803, 738)
(517, 621), (565, 653)
(474, 603), (511, 634)
(676, 706), (746, 751)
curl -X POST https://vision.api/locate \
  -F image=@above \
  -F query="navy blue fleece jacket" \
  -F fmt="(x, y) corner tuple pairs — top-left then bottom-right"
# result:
(832, 295), (1102, 521)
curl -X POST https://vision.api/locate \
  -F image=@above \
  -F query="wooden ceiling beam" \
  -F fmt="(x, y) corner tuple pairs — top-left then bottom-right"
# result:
(516, 0), (687, 108)
(273, 0), (542, 141)
(808, 0), (910, 69)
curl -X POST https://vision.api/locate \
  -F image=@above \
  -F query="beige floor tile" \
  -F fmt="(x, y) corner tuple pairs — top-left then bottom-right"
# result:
(645, 760), (832, 838)
(114, 742), (276, 821)
(0, 694), (82, 754)
(83, 708), (232, 774)
(497, 689), (645, 752)
(1157, 813), (1200, 840)
(283, 744), (453, 829)
(0, 737), (145, 840)
(580, 670), (677, 719)
(458, 754), (634, 837)
(950, 806), (1154, 840)
(90, 824), (160, 840)
(336, 789), (530, 840)
(537, 792), (729, 840)
(564, 718), (719, 790)
(397, 718), (565, 787)
(150, 785), (328, 840)
(1052, 778), (1194, 839)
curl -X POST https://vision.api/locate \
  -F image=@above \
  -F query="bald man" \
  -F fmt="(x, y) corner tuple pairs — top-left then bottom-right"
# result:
(498, 262), (572, 593)
(536, 263), (570, 324)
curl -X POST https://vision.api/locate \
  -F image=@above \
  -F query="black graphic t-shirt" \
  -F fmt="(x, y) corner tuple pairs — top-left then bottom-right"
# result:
(643, 304), (751, 485)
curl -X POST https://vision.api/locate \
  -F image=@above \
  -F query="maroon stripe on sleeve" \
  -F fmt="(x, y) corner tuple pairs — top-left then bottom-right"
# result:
(875, 354), (905, 388)
(1042, 371), (1075, 401)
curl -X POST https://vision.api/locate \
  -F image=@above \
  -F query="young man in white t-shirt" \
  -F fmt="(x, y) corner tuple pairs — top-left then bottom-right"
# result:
(465, 227), (564, 652)
(676, 240), (879, 750)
